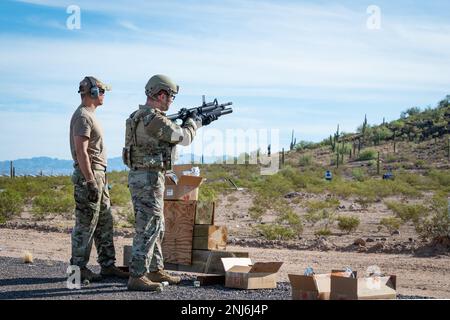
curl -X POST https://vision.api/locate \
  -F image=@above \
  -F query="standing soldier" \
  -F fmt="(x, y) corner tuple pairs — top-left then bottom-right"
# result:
(123, 74), (216, 291)
(69, 76), (129, 282)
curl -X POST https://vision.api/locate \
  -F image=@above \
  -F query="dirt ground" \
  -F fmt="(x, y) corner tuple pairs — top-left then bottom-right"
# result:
(1, 186), (449, 299)
(0, 228), (449, 299)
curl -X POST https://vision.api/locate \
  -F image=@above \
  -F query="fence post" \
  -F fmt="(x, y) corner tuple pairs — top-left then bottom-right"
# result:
(447, 137), (450, 161)
(281, 148), (285, 166)
(10, 161), (14, 178)
(393, 130), (396, 153)
(377, 152), (381, 175)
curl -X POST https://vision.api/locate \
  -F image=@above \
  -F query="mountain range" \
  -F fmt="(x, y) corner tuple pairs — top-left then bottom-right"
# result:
(0, 154), (229, 176)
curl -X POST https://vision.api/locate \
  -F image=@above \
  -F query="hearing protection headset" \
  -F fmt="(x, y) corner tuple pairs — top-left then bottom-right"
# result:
(78, 76), (100, 98)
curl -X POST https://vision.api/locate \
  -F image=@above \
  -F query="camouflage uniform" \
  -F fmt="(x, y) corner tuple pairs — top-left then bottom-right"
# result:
(123, 105), (200, 277)
(70, 168), (115, 268)
(69, 77), (116, 269)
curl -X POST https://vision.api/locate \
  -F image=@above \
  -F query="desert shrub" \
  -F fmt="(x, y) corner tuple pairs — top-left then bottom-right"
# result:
(198, 183), (219, 202)
(367, 160), (377, 167)
(249, 205), (265, 222)
(294, 141), (317, 151)
(380, 216), (402, 233)
(355, 197), (373, 209)
(337, 215), (360, 234)
(427, 170), (450, 192)
(305, 198), (340, 212)
(304, 210), (323, 224)
(256, 224), (297, 240)
(116, 205), (135, 227)
(299, 155), (312, 167)
(32, 190), (74, 219)
(276, 208), (303, 234)
(328, 180), (358, 198)
(107, 171), (128, 185)
(414, 160), (426, 168)
(109, 183), (131, 207)
(385, 154), (398, 163)
(315, 228), (332, 236)
(385, 201), (426, 223)
(351, 169), (366, 182)
(357, 149), (377, 161)
(253, 174), (293, 199)
(414, 195), (449, 241)
(304, 208), (336, 235)
(0, 190), (24, 222)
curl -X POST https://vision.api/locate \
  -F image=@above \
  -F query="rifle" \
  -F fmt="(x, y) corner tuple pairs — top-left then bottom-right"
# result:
(167, 95), (233, 124)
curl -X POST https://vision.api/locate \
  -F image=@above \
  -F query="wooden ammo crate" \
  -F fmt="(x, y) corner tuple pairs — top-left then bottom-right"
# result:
(193, 225), (227, 250)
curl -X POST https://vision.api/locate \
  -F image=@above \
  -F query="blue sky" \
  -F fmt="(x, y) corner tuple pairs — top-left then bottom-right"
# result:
(0, 0), (449, 160)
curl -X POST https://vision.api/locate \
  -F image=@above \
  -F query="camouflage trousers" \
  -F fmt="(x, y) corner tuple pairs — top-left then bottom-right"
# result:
(128, 170), (165, 277)
(70, 168), (116, 268)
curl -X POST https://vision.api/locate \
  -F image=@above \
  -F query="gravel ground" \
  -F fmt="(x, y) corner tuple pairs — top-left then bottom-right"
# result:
(0, 256), (434, 300)
(0, 257), (291, 300)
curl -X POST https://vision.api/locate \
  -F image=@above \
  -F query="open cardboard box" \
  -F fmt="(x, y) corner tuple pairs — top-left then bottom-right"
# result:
(164, 164), (204, 201)
(221, 258), (283, 289)
(330, 271), (397, 300)
(288, 273), (332, 300)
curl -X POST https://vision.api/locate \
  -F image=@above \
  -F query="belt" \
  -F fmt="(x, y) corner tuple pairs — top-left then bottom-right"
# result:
(131, 166), (164, 172)
(74, 163), (107, 172)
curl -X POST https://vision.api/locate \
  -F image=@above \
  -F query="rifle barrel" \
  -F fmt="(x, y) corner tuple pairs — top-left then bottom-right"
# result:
(167, 100), (233, 121)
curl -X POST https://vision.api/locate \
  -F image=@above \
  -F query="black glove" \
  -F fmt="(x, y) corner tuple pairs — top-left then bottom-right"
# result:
(201, 114), (218, 126)
(86, 180), (99, 203)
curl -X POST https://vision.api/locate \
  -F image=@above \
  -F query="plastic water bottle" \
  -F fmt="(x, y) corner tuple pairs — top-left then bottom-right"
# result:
(304, 267), (314, 276)
(191, 167), (200, 176)
(344, 266), (354, 278)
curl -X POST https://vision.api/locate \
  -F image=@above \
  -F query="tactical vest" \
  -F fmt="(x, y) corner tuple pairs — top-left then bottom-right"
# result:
(122, 107), (174, 171)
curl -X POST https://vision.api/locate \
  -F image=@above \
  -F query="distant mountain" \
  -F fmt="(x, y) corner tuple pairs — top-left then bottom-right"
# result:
(0, 154), (229, 176)
(0, 157), (74, 176)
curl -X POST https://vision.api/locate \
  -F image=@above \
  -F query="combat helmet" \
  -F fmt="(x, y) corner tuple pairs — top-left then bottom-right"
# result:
(145, 74), (179, 97)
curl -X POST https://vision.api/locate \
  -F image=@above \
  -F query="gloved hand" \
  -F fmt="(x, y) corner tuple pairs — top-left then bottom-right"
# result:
(86, 180), (99, 203)
(201, 114), (218, 126)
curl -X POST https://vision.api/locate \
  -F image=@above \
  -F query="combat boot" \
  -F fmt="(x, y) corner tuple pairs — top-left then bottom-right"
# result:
(101, 265), (129, 279)
(146, 269), (181, 285)
(127, 276), (163, 292)
(80, 267), (103, 282)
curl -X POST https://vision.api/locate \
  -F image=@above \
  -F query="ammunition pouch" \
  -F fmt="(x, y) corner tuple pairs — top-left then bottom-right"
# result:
(122, 147), (131, 168)
(126, 145), (172, 171)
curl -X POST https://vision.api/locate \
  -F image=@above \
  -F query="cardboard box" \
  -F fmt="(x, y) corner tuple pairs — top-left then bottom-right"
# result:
(164, 164), (204, 201)
(221, 258), (283, 289)
(288, 273), (331, 300)
(330, 273), (397, 300)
